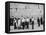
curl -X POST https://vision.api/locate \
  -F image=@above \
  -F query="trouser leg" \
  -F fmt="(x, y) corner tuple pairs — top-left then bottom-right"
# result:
(27, 25), (29, 29)
(32, 22), (34, 29)
(14, 23), (17, 29)
(22, 23), (25, 29)
(27, 23), (29, 29)
(23, 25), (25, 29)
(38, 22), (40, 27)
(41, 21), (43, 25)
(32, 24), (34, 29)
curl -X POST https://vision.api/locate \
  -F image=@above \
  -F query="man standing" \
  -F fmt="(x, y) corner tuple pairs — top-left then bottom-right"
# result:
(40, 17), (43, 25)
(30, 18), (32, 25)
(18, 19), (21, 29)
(26, 18), (29, 29)
(13, 18), (17, 29)
(37, 17), (40, 27)
(32, 18), (34, 29)
(21, 18), (25, 29)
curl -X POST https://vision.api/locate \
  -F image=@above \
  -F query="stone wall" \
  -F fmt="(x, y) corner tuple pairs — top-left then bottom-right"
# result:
(10, 3), (44, 19)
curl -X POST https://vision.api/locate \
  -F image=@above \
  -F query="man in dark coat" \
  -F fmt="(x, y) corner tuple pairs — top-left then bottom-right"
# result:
(30, 18), (32, 25)
(37, 18), (40, 27)
(9, 18), (13, 26)
(13, 18), (17, 29)
(40, 17), (43, 25)
(24, 18), (29, 29)
(32, 18), (34, 29)
(32, 21), (34, 29)
(21, 22), (25, 29)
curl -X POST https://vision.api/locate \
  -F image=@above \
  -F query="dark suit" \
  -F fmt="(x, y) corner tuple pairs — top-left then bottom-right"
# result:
(21, 21), (29, 29)
(37, 18), (40, 27)
(30, 19), (32, 25)
(32, 21), (34, 29)
(40, 17), (43, 25)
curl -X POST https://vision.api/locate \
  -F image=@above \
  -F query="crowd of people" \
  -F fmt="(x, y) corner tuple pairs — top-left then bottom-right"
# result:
(9, 17), (44, 30)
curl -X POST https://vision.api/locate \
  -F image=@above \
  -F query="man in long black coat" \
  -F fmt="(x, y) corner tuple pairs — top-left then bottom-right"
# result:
(32, 20), (34, 29)
(37, 18), (40, 27)
(40, 17), (43, 25)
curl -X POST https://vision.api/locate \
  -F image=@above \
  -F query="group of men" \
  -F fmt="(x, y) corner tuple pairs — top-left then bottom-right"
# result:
(9, 17), (43, 30)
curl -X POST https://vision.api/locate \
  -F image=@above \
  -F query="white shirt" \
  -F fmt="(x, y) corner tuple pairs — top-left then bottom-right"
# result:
(26, 18), (29, 22)
(32, 18), (34, 21)
(22, 18), (25, 22)
(18, 20), (21, 26)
